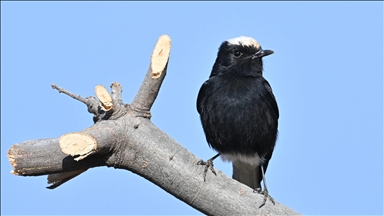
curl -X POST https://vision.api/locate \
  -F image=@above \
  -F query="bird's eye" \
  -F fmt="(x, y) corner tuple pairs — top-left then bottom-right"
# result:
(233, 50), (242, 57)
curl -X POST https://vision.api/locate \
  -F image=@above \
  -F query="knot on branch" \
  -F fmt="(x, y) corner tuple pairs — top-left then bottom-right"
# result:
(127, 104), (152, 118)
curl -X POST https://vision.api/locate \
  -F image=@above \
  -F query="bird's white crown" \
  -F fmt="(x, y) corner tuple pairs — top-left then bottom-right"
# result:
(226, 36), (261, 49)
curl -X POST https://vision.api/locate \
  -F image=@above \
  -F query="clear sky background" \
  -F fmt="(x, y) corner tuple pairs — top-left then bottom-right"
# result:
(1, 2), (383, 215)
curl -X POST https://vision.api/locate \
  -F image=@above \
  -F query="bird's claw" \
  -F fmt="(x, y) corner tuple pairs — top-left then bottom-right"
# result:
(254, 188), (275, 208)
(197, 159), (217, 181)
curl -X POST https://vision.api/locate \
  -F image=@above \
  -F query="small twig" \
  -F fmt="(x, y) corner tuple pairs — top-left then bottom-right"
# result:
(51, 84), (105, 123)
(51, 84), (88, 104)
(52, 83), (100, 119)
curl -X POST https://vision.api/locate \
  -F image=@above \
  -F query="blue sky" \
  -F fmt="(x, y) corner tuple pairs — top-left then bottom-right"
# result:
(1, 2), (383, 215)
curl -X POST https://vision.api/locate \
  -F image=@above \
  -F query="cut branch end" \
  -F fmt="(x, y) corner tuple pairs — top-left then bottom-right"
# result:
(151, 34), (171, 78)
(59, 133), (97, 161)
(11, 170), (19, 175)
(7, 146), (19, 175)
(95, 85), (113, 111)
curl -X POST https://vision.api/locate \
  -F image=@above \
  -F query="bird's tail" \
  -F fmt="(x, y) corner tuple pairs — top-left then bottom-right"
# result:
(47, 169), (87, 189)
(232, 160), (261, 189)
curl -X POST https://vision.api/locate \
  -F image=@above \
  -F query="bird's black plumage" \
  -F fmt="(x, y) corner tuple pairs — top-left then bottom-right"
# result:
(197, 36), (279, 208)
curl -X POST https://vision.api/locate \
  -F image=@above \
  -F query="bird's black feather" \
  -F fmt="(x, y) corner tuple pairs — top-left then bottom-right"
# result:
(197, 73), (278, 157)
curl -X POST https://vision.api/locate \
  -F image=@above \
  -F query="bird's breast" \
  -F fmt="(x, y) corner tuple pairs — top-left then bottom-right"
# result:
(199, 75), (278, 157)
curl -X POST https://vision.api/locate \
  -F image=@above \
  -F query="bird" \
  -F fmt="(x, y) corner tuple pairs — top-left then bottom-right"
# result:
(196, 36), (279, 208)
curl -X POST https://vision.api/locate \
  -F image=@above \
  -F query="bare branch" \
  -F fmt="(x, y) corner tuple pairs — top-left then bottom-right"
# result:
(7, 116), (299, 215)
(52, 83), (100, 119)
(8, 138), (103, 176)
(8, 120), (119, 176)
(51, 84), (88, 104)
(130, 34), (171, 118)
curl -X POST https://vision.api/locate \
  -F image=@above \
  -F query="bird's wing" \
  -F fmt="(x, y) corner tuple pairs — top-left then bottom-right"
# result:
(263, 80), (279, 119)
(196, 80), (210, 115)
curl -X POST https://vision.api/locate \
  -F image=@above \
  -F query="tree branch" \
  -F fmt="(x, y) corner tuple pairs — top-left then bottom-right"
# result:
(7, 35), (300, 215)
(130, 34), (171, 118)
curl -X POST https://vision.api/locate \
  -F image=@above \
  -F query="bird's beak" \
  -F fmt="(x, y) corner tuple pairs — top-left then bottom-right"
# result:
(252, 49), (274, 59)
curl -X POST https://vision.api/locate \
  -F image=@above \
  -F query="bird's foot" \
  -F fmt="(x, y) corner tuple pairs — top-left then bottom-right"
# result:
(197, 159), (217, 182)
(254, 188), (275, 208)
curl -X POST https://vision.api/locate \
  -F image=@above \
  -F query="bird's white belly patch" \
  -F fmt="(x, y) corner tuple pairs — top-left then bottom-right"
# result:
(221, 152), (262, 166)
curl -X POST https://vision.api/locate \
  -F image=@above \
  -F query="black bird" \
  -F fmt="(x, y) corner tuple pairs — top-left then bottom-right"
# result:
(196, 36), (279, 208)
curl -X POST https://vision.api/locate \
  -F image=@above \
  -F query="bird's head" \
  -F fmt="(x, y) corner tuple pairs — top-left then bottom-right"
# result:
(211, 36), (273, 77)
